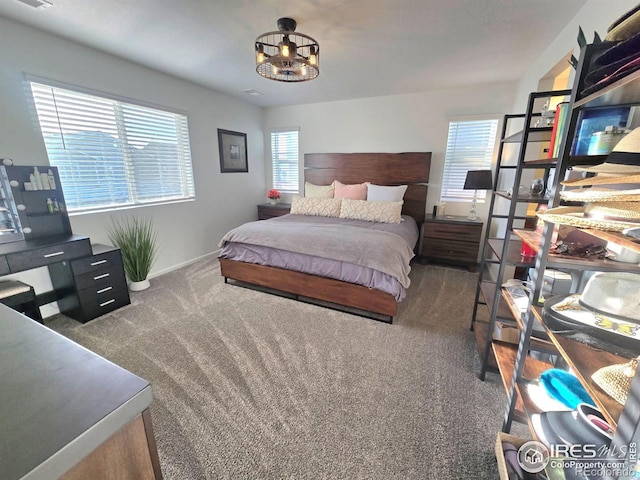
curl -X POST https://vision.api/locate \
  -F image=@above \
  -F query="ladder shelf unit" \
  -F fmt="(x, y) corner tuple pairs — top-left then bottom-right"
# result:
(493, 42), (640, 478)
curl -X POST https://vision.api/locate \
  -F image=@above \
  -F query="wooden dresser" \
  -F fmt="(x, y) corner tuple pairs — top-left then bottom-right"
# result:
(420, 215), (483, 271)
(257, 203), (291, 220)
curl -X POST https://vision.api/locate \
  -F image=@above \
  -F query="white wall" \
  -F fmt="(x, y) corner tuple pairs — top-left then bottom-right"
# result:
(264, 82), (517, 218)
(0, 17), (265, 314)
(513, 0), (639, 110)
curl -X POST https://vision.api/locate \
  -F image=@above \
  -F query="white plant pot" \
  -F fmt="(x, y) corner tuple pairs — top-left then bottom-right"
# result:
(129, 279), (151, 292)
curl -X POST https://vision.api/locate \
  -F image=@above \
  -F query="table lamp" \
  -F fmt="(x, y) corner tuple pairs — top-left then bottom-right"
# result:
(463, 170), (493, 221)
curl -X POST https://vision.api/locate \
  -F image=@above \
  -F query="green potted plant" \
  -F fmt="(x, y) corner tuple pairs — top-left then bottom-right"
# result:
(107, 216), (158, 291)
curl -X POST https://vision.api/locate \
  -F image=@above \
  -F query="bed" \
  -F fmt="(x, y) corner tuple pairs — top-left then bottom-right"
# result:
(219, 152), (431, 322)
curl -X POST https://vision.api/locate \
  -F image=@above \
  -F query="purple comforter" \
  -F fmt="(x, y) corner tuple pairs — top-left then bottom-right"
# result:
(218, 214), (419, 301)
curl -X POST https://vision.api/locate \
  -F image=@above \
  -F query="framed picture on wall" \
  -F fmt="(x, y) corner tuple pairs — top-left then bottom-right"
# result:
(218, 129), (248, 173)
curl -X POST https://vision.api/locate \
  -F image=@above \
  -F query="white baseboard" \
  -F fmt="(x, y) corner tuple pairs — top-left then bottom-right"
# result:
(148, 249), (221, 279)
(41, 249), (221, 319)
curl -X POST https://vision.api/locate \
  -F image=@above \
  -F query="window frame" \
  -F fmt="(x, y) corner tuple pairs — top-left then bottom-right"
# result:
(268, 127), (300, 194)
(440, 116), (500, 203)
(26, 74), (196, 215)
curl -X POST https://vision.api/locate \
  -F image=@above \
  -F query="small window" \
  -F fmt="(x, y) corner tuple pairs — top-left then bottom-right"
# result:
(440, 119), (499, 202)
(29, 79), (195, 213)
(270, 129), (299, 193)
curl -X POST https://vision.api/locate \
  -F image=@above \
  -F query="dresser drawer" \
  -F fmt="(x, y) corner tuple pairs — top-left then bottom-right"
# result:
(76, 264), (127, 291)
(6, 237), (92, 272)
(423, 222), (482, 242)
(422, 239), (479, 262)
(80, 287), (130, 320)
(71, 248), (123, 276)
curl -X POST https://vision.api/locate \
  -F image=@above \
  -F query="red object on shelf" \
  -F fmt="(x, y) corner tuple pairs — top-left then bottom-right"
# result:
(520, 241), (537, 258)
(547, 108), (562, 158)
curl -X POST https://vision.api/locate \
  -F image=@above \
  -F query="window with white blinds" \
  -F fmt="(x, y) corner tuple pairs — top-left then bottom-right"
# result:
(440, 119), (499, 202)
(270, 129), (299, 193)
(29, 80), (195, 213)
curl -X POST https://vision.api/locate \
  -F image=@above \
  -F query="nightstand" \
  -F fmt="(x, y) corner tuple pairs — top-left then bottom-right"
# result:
(257, 203), (291, 220)
(420, 215), (483, 271)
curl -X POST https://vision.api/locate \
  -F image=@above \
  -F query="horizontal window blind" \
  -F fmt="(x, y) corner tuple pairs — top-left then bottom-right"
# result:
(29, 81), (195, 213)
(441, 119), (498, 202)
(270, 130), (299, 193)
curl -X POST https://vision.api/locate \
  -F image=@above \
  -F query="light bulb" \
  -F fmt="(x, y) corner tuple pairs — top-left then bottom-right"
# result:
(256, 45), (264, 64)
(300, 64), (307, 76)
(309, 46), (317, 66)
(271, 64), (279, 75)
(281, 35), (291, 57)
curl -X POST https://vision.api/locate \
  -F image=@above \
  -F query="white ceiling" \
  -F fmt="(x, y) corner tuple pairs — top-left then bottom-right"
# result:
(0, 0), (587, 108)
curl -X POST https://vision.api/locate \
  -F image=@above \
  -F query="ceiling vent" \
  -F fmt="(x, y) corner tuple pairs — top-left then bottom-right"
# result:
(16, 0), (53, 9)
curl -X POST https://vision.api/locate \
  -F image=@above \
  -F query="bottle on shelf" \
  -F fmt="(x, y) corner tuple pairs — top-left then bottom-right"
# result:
(40, 172), (51, 190)
(46, 198), (54, 213)
(47, 170), (56, 190)
(33, 167), (43, 190)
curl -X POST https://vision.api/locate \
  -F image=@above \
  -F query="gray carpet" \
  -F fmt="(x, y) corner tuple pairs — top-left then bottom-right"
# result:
(47, 259), (509, 479)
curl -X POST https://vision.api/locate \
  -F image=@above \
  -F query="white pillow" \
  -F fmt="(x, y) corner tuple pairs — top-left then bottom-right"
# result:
(367, 183), (408, 202)
(305, 181), (334, 198)
(339, 198), (403, 224)
(290, 195), (342, 217)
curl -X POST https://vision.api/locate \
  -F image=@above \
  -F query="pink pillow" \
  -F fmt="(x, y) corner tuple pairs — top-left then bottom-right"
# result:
(334, 180), (367, 200)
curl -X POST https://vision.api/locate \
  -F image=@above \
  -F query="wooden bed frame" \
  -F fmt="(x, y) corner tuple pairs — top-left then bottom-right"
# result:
(220, 152), (431, 322)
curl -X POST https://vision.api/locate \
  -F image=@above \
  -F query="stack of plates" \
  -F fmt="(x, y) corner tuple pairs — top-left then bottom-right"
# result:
(532, 404), (613, 450)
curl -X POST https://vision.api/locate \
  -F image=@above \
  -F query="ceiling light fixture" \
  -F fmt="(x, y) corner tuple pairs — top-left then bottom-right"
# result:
(255, 18), (319, 82)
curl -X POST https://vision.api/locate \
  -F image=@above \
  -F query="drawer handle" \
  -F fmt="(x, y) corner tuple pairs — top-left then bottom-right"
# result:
(91, 260), (108, 266)
(44, 251), (64, 258)
(93, 273), (110, 280)
(96, 286), (113, 294)
(100, 299), (116, 307)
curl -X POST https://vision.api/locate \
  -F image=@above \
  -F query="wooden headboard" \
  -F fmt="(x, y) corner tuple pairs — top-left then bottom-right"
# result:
(304, 152), (431, 224)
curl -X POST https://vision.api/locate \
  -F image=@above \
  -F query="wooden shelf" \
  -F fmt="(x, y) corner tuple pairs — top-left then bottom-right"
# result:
(487, 238), (536, 267)
(567, 154), (608, 167)
(502, 127), (553, 144)
(480, 281), (513, 320)
(513, 229), (540, 252)
(474, 320), (498, 370)
(544, 329), (630, 429)
(574, 68), (640, 109)
(582, 229), (640, 254)
(500, 288), (554, 349)
(492, 342), (551, 423)
(523, 158), (558, 168)
(495, 191), (550, 203)
(512, 229), (640, 273)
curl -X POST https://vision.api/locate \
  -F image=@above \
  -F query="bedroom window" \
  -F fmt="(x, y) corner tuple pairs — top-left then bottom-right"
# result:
(28, 79), (195, 213)
(440, 118), (499, 202)
(270, 129), (299, 193)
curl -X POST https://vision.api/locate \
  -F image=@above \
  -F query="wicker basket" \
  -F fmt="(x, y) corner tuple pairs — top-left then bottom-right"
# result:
(495, 432), (531, 480)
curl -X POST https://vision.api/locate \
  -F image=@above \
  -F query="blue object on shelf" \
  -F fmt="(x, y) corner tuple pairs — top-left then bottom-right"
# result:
(540, 369), (595, 409)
